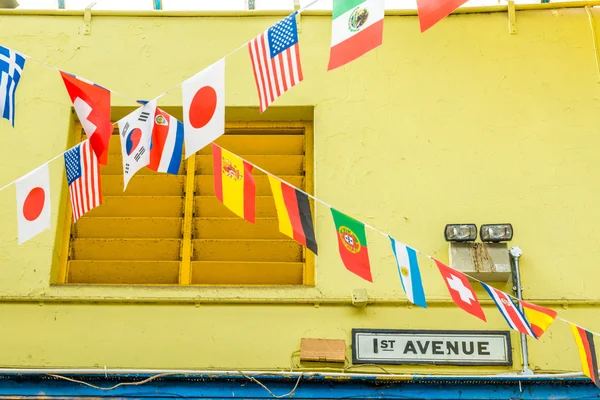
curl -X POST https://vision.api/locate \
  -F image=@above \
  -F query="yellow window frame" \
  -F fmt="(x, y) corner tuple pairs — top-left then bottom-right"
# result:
(55, 120), (315, 287)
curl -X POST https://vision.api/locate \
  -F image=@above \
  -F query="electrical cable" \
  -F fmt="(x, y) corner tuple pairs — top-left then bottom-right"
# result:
(237, 370), (304, 398)
(45, 372), (177, 391)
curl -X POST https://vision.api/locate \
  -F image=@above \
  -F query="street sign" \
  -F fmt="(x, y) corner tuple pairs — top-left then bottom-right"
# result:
(352, 329), (512, 366)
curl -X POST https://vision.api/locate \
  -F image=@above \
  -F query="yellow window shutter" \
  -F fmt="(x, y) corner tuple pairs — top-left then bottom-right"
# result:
(59, 120), (314, 286)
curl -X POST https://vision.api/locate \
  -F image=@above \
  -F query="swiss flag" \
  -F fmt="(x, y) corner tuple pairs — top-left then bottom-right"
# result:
(182, 58), (225, 159)
(417, 0), (468, 32)
(15, 164), (51, 245)
(434, 259), (486, 322)
(60, 71), (113, 165)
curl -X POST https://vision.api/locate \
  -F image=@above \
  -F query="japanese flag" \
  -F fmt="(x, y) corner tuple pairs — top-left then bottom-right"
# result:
(117, 99), (156, 191)
(15, 163), (51, 244)
(182, 58), (225, 158)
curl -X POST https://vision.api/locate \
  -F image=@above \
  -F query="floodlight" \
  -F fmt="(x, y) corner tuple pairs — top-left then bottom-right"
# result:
(444, 224), (477, 242)
(480, 224), (513, 242)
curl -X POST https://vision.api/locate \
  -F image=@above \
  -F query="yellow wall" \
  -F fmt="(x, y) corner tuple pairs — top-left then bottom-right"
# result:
(0, 5), (598, 373)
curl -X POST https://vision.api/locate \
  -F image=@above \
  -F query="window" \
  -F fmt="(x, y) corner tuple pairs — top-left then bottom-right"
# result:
(57, 120), (314, 286)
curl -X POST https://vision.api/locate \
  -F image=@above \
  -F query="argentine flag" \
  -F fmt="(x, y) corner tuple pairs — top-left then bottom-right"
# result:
(389, 236), (427, 308)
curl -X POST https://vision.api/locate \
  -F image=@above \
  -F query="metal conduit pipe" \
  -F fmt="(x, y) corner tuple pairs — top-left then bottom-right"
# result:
(510, 246), (533, 375)
(0, 367), (588, 380)
(0, 1), (599, 16)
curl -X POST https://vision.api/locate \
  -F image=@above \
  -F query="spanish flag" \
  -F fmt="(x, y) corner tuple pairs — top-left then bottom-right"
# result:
(268, 175), (318, 255)
(570, 323), (600, 388)
(212, 144), (256, 223)
(520, 300), (557, 338)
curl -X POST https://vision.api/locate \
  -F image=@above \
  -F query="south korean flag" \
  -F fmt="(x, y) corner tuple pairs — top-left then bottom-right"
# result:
(117, 100), (156, 190)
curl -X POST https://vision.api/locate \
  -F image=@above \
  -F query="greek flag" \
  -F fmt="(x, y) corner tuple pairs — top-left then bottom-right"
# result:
(0, 45), (26, 126)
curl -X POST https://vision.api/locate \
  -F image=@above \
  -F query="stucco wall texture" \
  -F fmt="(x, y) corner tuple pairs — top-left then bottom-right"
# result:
(0, 7), (597, 373)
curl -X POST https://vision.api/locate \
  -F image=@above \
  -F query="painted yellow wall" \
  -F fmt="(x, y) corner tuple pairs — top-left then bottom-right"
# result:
(0, 6), (598, 373)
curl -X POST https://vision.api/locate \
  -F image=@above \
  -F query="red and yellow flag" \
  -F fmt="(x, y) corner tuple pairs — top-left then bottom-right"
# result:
(331, 208), (372, 282)
(212, 144), (256, 223)
(570, 323), (600, 388)
(520, 300), (557, 338)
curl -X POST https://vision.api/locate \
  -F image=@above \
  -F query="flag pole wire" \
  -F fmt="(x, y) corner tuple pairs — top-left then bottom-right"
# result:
(234, 147), (600, 339)
(25, 57), (139, 104)
(0, 120), (123, 192)
(153, 0), (323, 101)
(0, 0), (325, 190)
(3, 0), (600, 345)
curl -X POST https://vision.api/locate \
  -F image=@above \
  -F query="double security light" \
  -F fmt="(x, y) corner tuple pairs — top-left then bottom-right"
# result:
(480, 224), (513, 242)
(444, 224), (477, 242)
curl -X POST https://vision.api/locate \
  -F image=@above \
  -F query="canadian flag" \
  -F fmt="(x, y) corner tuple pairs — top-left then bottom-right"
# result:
(60, 71), (113, 165)
(434, 259), (486, 322)
(15, 163), (51, 244)
(182, 58), (225, 159)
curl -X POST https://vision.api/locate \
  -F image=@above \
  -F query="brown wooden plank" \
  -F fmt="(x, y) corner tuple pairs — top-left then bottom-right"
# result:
(194, 196), (276, 217)
(191, 261), (303, 285)
(193, 239), (302, 262)
(199, 135), (304, 155)
(197, 155), (303, 175)
(68, 261), (180, 284)
(194, 217), (287, 239)
(103, 175), (185, 196)
(72, 238), (182, 261)
(74, 217), (182, 239)
(101, 156), (175, 176)
(195, 175), (303, 196)
(86, 196), (184, 217)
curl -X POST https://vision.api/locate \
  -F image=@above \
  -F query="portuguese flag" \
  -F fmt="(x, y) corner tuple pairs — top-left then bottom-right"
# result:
(328, 0), (384, 71)
(331, 208), (372, 282)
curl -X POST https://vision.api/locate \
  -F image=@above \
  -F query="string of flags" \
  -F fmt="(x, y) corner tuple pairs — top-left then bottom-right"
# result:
(213, 145), (600, 387)
(0, 0), (597, 385)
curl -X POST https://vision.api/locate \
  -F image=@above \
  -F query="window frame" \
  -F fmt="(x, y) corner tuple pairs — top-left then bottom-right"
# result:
(55, 120), (315, 287)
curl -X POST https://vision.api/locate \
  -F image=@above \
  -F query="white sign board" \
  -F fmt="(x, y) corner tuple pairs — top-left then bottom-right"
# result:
(352, 329), (512, 366)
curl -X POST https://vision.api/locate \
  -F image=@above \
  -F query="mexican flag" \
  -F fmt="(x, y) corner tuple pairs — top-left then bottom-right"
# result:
(331, 208), (373, 282)
(328, 0), (385, 71)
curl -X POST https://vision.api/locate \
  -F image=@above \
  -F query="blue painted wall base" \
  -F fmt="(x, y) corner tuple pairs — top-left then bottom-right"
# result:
(0, 373), (597, 399)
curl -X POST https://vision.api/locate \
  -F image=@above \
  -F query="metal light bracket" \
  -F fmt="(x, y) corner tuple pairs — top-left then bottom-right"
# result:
(508, 0), (517, 35)
(294, 0), (302, 33)
(81, 2), (96, 35)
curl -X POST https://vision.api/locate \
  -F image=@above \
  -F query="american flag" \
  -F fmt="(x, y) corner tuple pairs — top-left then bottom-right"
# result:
(64, 139), (102, 222)
(248, 13), (303, 113)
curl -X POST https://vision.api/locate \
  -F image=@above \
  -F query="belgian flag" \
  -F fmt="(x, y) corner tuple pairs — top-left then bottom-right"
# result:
(268, 175), (317, 255)
(571, 323), (600, 388)
(212, 144), (256, 223)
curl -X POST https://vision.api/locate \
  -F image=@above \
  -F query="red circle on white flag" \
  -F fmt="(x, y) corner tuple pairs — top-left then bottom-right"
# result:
(23, 187), (45, 221)
(189, 86), (217, 129)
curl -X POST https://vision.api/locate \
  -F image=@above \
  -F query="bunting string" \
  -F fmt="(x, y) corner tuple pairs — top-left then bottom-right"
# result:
(235, 147), (600, 339)
(0, 0), (323, 193)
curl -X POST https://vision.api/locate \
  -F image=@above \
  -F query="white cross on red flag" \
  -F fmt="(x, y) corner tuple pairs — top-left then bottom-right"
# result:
(60, 71), (113, 165)
(434, 259), (486, 322)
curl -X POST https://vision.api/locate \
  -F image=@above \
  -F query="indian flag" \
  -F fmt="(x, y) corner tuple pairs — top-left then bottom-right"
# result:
(328, 0), (385, 71)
